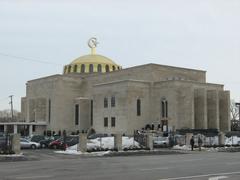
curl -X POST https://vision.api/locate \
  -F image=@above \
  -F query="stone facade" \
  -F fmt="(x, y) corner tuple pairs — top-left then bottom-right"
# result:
(21, 63), (230, 135)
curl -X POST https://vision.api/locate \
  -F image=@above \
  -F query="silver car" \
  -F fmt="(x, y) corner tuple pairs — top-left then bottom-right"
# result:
(20, 138), (40, 149)
(153, 136), (169, 146)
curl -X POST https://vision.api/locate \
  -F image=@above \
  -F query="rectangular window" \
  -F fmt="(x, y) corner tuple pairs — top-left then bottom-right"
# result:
(111, 96), (115, 107)
(104, 117), (108, 127)
(137, 99), (141, 116)
(32, 125), (36, 132)
(90, 100), (93, 126)
(166, 101), (168, 118)
(104, 97), (108, 108)
(111, 117), (116, 127)
(161, 101), (165, 118)
(75, 104), (79, 125)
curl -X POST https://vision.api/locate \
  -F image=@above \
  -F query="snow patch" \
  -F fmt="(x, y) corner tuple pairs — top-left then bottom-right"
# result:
(0, 153), (24, 157)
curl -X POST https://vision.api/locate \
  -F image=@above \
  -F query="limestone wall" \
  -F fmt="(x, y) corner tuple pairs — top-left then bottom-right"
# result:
(207, 90), (219, 129)
(92, 81), (129, 134)
(25, 75), (85, 134)
(74, 98), (91, 132)
(219, 91), (231, 131)
(86, 64), (206, 86)
(194, 88), (208, 129)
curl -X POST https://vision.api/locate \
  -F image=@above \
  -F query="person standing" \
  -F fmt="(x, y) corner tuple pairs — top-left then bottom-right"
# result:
(190, 136), (195, 151)
(198, 136), (203, 151)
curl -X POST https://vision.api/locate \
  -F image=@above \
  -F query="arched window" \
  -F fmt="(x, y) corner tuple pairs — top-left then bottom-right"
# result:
(68, 66), (71, 73)
(74, 65), (78, 72)
(137, 99), (141, 116)
(161, 99), (168, 118)
(81, 64), (85, 73)
(89, 64), (93, 73)
(97, 64), (102, 72)
(112, 66), (116, 71)
(105, 65), (109, 72)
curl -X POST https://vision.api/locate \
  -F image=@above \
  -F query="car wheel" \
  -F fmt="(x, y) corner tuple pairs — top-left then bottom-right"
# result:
(41, 144), (46, 148)
(31, 144), (37, 149)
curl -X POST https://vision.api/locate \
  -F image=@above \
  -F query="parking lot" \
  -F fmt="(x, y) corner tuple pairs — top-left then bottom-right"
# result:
(21, 148), (81, 161)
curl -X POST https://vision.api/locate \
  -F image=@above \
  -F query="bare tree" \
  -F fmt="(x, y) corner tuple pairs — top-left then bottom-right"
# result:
(0, 109), (20, 122)
(230, 100), (239, 121)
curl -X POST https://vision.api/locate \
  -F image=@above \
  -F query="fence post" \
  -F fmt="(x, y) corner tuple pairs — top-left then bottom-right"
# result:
(146, 133), (153, 150)
(114, 134), (122, 151)
(218, 132), (225, 146)
(78, 133), (87, 152)
(11, 134), (21, 154)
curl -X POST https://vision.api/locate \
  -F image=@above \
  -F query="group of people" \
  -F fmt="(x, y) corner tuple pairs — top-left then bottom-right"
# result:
(190, 136), (203, 151)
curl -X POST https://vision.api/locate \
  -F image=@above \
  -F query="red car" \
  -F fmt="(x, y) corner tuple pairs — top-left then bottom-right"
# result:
(48, 138), (63, 149)
(49, 136), (79, 149)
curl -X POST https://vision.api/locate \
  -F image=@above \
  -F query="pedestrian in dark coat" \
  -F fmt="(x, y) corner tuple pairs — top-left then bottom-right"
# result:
(190, 136), (195, 151)
(198, 136), (203, 151)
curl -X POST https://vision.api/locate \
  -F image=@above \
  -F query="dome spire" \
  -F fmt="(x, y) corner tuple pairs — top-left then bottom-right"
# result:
(88, 37), (98, 55)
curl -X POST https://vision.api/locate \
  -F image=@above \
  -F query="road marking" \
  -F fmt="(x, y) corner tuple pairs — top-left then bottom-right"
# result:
(158, 171), (240, 180)
(208, 176), (228, 180)
(15, 175), (53, 179)
(140, 167), (170, 171)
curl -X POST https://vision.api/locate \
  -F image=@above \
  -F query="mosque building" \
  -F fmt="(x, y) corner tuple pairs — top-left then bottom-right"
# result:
(1, 38), (230, 136)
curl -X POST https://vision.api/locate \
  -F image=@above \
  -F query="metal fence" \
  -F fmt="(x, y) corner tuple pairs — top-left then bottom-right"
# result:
(0, 134), (12, 154)
(134, 133), (147, 148)
(174, 134), (219, 146)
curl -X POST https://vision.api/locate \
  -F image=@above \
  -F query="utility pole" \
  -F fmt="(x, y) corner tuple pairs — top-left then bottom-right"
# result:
(9, 95), (14, 120)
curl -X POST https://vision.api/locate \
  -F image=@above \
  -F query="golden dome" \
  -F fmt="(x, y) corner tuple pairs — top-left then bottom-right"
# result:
(63, 38), (122, 74)
(71, 54), (117, 65)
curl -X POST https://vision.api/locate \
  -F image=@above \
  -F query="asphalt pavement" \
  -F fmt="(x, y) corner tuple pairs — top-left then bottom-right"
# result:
(1, 149), (240, 180)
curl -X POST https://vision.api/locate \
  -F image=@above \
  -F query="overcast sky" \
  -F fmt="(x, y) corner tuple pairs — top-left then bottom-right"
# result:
(0, 0), (240, 111)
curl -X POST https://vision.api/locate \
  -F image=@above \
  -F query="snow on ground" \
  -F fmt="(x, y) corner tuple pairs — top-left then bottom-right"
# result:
(87, 136), (140, 150)
(55, 149), (112, 156)
(55, 136), (140, 155)
(0, 153), (24, 157)
(55, 149), (82, 155)
(172, 145), (191, 151)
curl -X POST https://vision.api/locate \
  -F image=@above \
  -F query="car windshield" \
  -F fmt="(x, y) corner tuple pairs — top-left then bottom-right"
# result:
(20, 139), (29, 142)
(154, 136), (168, 141)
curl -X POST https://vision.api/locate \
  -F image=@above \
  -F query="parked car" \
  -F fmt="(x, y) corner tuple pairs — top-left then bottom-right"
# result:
(88, 133), (109, 139)
(49, 136), (79, 149)
(0, 132), (4, 137)
(0, 136), (6, 149)
(153, 136), (169, 147)
(30, 135), (46, 143)
(48, 137), (63, 149)
(39, 136), (60, 148)
(20, 138), (40, 149)
(62, 136), (79, 147)
(39, 138), (54, 148)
